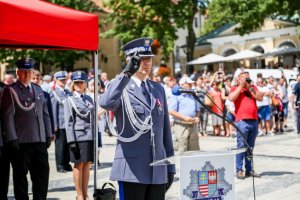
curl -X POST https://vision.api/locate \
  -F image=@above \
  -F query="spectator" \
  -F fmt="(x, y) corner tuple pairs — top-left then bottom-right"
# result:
(209, 81), (224, 136)
(41, 74), (52, 93)
(291, 74), (300, 135)
(87, 78), (106, 166)
(31, 70), (55, 137)
(195, 77), (208, 137)
(271, 80), (284, 134)
(229, 71), (263, 179)
(88, 68), (95, 81)
(100, 72), (109, 87)
(223, 75), (234, 137)
(3, 74), (14, 85)
(256, 77), (272, 136)
(169, 77), (200, 153)
(279, 76), (289, 128)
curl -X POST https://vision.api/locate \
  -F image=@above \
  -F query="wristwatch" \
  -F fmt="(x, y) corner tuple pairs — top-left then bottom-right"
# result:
(249, 87), (254, 92)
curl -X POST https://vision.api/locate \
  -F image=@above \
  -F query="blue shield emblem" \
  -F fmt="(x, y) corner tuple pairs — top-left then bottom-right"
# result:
(198, 170), (217, 197)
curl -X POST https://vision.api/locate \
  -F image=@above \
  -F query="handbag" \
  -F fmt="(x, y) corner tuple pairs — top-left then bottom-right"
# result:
(93, 182), (116, 200)
(271, 96), (280, 106)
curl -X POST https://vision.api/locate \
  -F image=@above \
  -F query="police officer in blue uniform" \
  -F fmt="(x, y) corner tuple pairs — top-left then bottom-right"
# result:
(50, 71), (72, 172)
(0, 58), (52, 200)
(63, 71), (95, 200)
(100, 38), (175, 200)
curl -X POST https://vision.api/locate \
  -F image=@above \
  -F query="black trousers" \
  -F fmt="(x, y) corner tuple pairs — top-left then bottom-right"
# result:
(118, 181), (166, 200)
(11, 143), (49, 200)
(0, 145), (10, 200)
(55, 129), (70, 170)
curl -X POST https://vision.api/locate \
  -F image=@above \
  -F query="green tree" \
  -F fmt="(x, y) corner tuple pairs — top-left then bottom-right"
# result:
(103, 0), (178, 60)
(203, 0), (300, 35)
(104, 0), (208, 71)
(0, 0), (99, 72)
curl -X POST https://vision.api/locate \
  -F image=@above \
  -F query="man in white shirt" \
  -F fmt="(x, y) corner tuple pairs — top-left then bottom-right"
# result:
(256, 78), (273, 135)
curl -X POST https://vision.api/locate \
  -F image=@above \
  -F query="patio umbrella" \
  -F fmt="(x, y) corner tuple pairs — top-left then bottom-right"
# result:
(187, 53), (226, 65)
(264, 46), (300, 57)
(225, 49), (263, 61)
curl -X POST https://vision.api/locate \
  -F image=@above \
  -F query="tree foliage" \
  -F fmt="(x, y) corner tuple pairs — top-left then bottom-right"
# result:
(0, 0), (99, 71)
(104, 0), (208, 61)
(203, 0), (300, 35)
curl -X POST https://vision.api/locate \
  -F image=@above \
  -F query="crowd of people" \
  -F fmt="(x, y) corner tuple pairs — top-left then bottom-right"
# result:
(0, 38), (300, 199)
(156, 69), (298, 138)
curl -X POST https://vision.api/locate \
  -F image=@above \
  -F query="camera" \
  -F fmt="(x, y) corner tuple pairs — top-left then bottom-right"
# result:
(245, 78), (252, 84)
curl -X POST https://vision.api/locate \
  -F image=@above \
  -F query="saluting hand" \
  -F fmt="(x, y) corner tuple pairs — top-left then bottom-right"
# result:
(123, 51), (141, 77)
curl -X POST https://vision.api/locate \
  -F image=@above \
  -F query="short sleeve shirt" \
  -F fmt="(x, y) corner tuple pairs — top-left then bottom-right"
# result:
(169, 94), (200, 118)
(230, 85), (258, 121)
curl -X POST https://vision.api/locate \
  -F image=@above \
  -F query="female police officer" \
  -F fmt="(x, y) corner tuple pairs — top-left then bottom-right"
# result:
(64, 71), (94, 200)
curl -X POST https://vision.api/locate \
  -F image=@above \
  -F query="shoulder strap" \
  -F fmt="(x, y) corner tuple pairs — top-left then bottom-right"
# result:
(67, 97), (78, 143)
(53, 90), (64, 105)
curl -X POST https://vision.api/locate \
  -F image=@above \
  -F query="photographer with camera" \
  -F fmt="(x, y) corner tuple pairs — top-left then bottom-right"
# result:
(291, 74), (300, 135)
(229, 71), (263, 179)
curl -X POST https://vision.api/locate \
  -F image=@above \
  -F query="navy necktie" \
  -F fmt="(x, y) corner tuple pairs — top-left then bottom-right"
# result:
(27, 86), (33, 97)
(141, 81), (150, 104)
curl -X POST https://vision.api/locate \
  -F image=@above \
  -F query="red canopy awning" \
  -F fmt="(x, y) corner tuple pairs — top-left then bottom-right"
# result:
(0, 0), (98, 50)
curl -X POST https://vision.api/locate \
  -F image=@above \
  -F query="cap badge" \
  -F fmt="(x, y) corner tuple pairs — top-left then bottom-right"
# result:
(144, 39), (150, 47)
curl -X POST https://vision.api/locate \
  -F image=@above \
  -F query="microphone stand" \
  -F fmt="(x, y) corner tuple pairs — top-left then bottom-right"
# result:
(191, 92), (256, 200)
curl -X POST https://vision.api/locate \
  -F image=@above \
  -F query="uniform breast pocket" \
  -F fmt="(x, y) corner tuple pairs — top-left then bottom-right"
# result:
(112, 148), (139, 180)
(132, 105), (145, 119)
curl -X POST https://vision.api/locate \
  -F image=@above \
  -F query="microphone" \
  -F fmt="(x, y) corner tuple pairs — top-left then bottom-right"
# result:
(171, 85), (203, 96)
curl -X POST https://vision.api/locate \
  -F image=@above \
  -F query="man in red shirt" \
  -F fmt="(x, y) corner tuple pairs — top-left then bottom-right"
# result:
(229, 72), (263, 179)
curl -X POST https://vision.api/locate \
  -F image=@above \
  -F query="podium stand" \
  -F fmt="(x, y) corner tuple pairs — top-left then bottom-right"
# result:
(151, 149), (246, 200)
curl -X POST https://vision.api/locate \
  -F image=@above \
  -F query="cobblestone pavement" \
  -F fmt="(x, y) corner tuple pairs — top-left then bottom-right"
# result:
(7, 114), (300, 200)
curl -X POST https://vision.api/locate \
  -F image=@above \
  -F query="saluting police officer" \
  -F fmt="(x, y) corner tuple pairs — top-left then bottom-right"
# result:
(63, 71), (95, 200)
(100, 38), (175, 200)
(50, 71), (72, 173)
(0, 58), (52, 200)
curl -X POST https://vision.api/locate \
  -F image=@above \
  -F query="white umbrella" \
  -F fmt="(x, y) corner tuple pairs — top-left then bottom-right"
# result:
(225, 49), (263, 61)
(187, 53), (226, 65)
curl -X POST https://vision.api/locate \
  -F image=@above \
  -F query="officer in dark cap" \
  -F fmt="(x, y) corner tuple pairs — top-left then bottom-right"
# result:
(0, 58), (52, 200)
(0, 80), (9, 200)
(0, 78), (12, 199)
(100, 38), (175, 200)
(50, 71), (72, 173)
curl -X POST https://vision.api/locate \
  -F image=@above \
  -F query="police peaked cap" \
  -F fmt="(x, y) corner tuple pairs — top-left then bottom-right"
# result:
(54, 71), (68, 80)
(122, 37), (154, 57)
(16, 58), (35, 70)
(71, 71), (87, 82)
